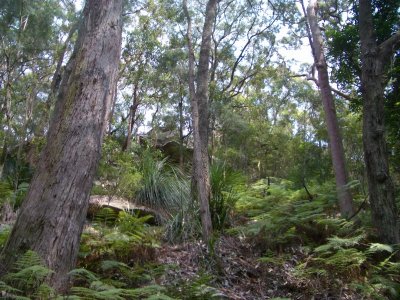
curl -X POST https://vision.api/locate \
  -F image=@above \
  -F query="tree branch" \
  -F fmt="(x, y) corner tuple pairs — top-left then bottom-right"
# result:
(379, 30), (400, 67)
(292, 73), (353, 100)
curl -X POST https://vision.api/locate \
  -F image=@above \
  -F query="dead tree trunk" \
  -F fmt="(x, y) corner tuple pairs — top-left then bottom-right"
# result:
(306, 0), (354, 218)
(0, 0), (123, 291)
(359, 0), (400, 244)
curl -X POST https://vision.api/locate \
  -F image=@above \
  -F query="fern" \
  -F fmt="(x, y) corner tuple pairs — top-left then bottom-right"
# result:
(145, 294), (176, 300)
(100, 260), (130, 272)
(70, 282), (169, 300)
(13, 250), (43, 270)
(33, 283), (56, 299)
(367, 243), (394, 254)
(68, 268), (100, 284)
(0, 224), (11, 250)
(93, 207), (119, 226)
(314, 233), (366, 253)
(2, 250), (54, 298)
(0, 280), (22, 294)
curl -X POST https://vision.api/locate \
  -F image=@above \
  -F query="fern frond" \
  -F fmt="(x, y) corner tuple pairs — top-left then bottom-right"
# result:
(145, 294), (176, 300)
(68, 268), (99, 284)
(100, 260), (129, 272)
(70, 286), (97, 298)
(0, 280), (22, 294)
(367, 243), (393, 254)
(14, 250), (43, 270)
(314, 234), (365, 253)
(33, 283), (56, 299)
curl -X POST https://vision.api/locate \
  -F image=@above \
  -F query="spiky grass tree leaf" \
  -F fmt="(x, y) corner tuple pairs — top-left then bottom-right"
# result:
(136, 150), (190, 217)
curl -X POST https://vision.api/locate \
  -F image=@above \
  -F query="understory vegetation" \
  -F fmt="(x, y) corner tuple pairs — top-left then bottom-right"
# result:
(0, 142), (399, 299)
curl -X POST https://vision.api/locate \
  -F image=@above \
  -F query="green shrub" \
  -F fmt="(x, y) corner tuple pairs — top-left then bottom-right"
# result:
(1, 250), (55, 298)
(136, 149), (190, 218)
(209, 162), (244, 231)
(231, 179), (362, 250)
(79, 211), (158, 267)
(96, 137), (142, 199)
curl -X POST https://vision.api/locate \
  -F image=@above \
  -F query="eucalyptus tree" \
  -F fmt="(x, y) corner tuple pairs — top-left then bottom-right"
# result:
(0, 0), (123, 291)
(302, 0), (354, 218)
(324, 0), (400, 244)
(358, 0), (400, 244)
(183, 0), (219, 243)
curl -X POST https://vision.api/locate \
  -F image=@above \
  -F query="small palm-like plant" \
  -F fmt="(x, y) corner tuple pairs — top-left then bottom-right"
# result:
(135, 149), (190, 221)
(210, 162), (244, 231)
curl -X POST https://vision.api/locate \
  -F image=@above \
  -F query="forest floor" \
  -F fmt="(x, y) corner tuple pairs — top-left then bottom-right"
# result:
(156, 235), (361, 300)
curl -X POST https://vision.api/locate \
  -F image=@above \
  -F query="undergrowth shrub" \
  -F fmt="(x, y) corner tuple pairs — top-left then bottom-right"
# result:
(94, 137), (142, 199)
(79, 211), (159, 268)
(231, 177), (400, 298)
(209, 162), (245, 231)
(165, 162), (245, 242)
(164, 196), (202, 243)
(68, 267), (173, 300)
(136, 149), (190, 220)
(0, 180), (29, 213)
(165, 273), (224, 300)
(1, 250), (55, 299)
(295, 235), (400, 299)
(231, 179), (364, 251)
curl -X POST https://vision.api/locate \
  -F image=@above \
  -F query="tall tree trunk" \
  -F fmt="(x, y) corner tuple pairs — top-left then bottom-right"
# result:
(183, 0), (218, 244)
(359, 0), (400, 244)
(0, 80), (12, 179)
(0, 0), (123, 291)
(307, 0), (354, 218)
(178, 92), (185, 169)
